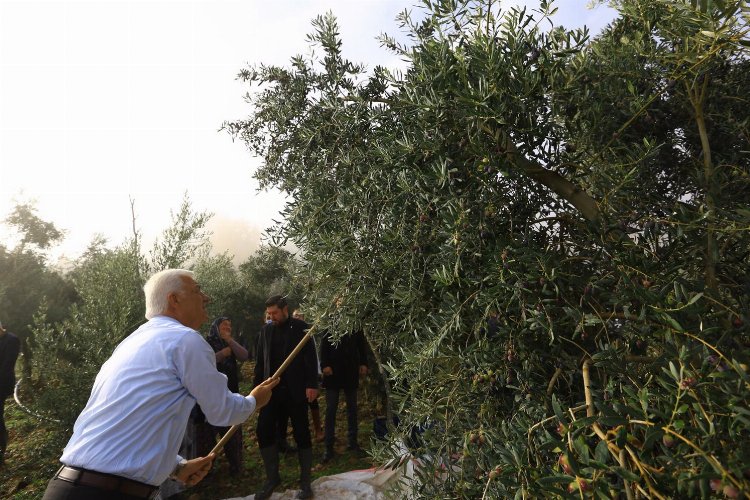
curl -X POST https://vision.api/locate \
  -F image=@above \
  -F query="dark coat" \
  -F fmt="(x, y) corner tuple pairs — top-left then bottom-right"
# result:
(320, 330), (368, 390)
(0, 332), (20, 399)
(253, 317), (318, 403)
(205, 316), (241, 393)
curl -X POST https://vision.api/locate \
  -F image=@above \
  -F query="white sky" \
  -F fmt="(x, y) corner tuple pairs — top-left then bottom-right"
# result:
(0, 0), (615, 265)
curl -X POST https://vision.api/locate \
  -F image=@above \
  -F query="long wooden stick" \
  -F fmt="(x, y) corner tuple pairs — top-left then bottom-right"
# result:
(210, 324), (318, 455)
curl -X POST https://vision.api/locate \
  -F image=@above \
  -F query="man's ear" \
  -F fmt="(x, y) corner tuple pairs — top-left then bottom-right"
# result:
(167, 291), (180, 310)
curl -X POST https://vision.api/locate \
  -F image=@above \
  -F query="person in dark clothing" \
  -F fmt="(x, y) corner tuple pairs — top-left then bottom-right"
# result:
(0, 320), (21, 467)
(254, 296), (319, 500)
(320, 328), (368, 463)
(278, 309), (324, 453)
(195, 316), (249, 476)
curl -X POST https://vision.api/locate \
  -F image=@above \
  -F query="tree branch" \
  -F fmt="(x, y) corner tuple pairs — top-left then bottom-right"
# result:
(481, 124), (601, 223)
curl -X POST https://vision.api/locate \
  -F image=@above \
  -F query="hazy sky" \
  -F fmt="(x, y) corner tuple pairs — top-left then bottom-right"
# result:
(0, 0), (615, 265)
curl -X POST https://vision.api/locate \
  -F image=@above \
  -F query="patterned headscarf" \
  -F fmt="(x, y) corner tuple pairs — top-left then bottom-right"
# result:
(206, 316), (231, 354)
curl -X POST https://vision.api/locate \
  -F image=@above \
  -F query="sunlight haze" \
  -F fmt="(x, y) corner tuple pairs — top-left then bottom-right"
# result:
(0, 0), (615, 265)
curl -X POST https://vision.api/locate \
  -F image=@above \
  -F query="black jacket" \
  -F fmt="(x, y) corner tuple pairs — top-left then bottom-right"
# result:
(254, 317), (318, 402)
(0, 332), (20, 399)
(320, 329), (368, 390)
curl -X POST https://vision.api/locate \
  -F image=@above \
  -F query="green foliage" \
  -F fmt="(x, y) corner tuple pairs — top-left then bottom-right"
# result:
(0, 247), (76, 341)
(29, 239), (146, 426)
(227, 0), (750, 497)
(3, 203), (64, 251)
(193, 252), (242, 321)
(149, 193), (213, 271)
(0, 202), (77, 377)
(235, 245), (305, 348)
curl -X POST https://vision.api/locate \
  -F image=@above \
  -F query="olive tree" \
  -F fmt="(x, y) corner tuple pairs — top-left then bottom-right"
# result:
(228, 1), (749, 496)
(0, 203), (76, 377)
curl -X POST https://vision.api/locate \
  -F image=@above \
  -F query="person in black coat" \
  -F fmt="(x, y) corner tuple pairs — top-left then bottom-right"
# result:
(320, 326), (368, 463)
(253, 295), (319, 500)
(0, 320), (21, 466)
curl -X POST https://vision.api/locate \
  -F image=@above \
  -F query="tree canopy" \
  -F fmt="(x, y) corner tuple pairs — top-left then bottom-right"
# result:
(227, 0), (750, 497)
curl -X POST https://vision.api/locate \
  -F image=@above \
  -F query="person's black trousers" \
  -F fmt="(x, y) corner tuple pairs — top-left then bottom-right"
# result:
(196, 422), (243, 474)
(0, 398), (7, 455)
(324, 386), (358, 448)
(257, 395), (311, 449)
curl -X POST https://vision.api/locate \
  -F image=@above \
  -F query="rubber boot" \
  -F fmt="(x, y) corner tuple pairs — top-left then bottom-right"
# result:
(311, 406), (324, 442)
(297, 447), (314, 499)
(255, 445), (281, 500)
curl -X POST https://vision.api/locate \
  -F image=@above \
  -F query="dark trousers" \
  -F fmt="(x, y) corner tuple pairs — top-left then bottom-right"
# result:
(324, 386), (358, 448)
(277, 398), (320, 444)
(196, 423), (242, 473)
(41, 477), (150, 500)
(257, 395), (311, 449)
(0, 398), (7, 454)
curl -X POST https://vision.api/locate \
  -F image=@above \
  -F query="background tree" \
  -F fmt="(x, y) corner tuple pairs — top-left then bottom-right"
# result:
(227, 0), (749, 497)
(29, 237), (145, 425)
(0, 203), (77, 378)
(192, 252), (241, 321)
(27, 196), (212, 426)
(232, 245), (305, 353)
(149, 193), (213, 271)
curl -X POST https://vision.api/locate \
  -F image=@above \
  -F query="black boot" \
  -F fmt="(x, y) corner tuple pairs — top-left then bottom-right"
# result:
(297, 447), (313, 499)
(256, 445), (281, 500)
(347, 440), (365, 457)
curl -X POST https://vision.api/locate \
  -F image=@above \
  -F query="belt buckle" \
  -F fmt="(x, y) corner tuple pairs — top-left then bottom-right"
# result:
(54, 465), (66, 478)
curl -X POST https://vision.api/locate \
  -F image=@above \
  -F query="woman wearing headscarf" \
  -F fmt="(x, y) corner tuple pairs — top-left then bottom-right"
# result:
(195, 316), (249, 476)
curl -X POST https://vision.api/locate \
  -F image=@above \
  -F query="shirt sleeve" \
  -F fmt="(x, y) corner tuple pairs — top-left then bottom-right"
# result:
(174, 332), (256, 427)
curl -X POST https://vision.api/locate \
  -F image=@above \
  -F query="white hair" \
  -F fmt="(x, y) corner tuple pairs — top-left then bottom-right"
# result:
(143, 269), (194, 320)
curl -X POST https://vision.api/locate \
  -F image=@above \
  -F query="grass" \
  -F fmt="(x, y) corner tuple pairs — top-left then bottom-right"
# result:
(0, 400), (66, 499)
(0, 362), (383, 499)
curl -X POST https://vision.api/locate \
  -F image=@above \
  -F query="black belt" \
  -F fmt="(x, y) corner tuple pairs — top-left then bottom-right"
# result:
(55, 465), (159, 499)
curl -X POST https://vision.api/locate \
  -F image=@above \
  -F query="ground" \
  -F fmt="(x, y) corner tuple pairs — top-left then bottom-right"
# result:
(0, 362), (383, 499)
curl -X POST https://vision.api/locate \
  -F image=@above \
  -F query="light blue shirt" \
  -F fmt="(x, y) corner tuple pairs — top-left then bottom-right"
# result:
(60, 316), (256, 485)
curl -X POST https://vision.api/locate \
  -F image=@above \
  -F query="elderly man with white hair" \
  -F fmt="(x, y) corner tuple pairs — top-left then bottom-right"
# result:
(42, 269), (279, 500)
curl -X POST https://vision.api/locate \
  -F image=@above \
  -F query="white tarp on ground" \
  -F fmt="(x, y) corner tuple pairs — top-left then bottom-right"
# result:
(223, 463), (413, 500)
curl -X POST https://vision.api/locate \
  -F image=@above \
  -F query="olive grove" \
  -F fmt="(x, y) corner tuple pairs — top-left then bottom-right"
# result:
(23, 196), (301, 427)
